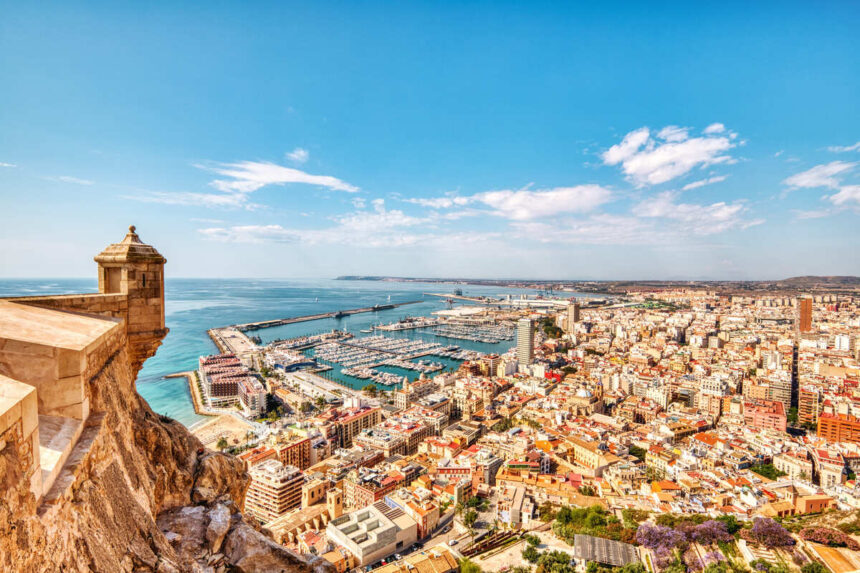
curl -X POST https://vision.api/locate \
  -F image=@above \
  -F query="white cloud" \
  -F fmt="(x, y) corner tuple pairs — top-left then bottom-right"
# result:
(682, 175), (728, 191)
(405, 196), (471, 209)
(792, 209), (836, 220)
(408, 185), (612, 220)
(830, 185), (860, 206)
(201, 160), (358, 194)
(511, 215), (657, 245)
(827, 142), (860, 153)
(286, 147), (309, 163)
(633, 191), (762, 235)
(47, 175), (95, 185)
(124, 191), (257, 210)
(0, 162), (16, 168)
(199, 225), (299, 243)
(473, 185), (612, 220)
(783, 161), (856, 189)
(657, 126), (689, 142)
(602, 125), (737, 186)
(199, 199), (428, 248)
(332, 199), (424, 233)
(601, 127), (650, 166)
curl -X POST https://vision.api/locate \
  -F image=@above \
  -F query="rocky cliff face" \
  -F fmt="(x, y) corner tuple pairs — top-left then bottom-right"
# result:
(0, 341), (330, 573)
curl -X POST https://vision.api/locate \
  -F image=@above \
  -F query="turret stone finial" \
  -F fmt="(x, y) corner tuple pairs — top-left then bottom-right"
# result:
(129, 225), (136, 233)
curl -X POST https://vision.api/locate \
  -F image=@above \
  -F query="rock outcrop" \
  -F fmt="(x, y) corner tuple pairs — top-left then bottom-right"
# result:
(0, 229), (330, 573)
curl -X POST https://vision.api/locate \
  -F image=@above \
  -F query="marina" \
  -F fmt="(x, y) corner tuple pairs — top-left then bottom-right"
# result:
(429, 323), (515, 344)
(373, 316), (440, 331)
(304, 332), (485, 388)
(191, 283), (572, 397)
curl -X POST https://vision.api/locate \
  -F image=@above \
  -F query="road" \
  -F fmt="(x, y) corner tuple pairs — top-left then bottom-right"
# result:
(401, 510), (466, 558)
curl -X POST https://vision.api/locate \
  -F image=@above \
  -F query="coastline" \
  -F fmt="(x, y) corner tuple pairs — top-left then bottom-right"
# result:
(164, 371), (217, 420)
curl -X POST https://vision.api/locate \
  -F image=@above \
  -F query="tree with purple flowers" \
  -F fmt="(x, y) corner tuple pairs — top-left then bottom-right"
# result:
(635, 522), (688, 550)
(742, 518), (795, 549)
(691, 520), (734, 546)
(702, 550), (725, 565)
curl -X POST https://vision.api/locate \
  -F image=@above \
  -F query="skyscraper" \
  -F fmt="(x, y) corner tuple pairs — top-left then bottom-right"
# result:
(566, 302), (580, 333)
(798, 295), (812, 333)
(517, 318), (534, 367)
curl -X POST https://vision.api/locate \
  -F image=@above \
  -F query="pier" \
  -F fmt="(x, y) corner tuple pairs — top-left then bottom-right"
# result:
(425, 292), (572, 308)
(228, 300), (422, 331)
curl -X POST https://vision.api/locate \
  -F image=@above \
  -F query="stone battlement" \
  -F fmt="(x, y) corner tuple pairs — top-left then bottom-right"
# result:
(0, 226), (167, 502)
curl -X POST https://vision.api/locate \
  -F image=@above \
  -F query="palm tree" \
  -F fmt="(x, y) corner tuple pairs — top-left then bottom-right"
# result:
(463, 509), (478, 545)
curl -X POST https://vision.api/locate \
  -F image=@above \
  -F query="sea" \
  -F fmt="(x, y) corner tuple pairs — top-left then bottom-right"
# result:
(0, 278), (593, 427)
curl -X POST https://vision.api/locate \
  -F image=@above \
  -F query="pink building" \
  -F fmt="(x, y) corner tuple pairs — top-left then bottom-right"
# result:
(744, 400), (787, 432)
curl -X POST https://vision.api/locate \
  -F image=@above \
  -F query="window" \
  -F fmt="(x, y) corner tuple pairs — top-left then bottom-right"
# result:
(142, 273), (146, 287)
(105, 268), (122, 293)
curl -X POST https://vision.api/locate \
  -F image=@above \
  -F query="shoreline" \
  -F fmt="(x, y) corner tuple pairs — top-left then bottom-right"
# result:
(164, 371), (217, 419)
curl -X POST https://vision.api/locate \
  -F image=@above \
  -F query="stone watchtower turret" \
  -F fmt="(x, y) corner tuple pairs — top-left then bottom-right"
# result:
(94, 225), (168, 372)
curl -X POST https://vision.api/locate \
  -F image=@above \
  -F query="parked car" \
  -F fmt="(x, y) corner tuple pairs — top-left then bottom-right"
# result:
(448, 539), (458, 546)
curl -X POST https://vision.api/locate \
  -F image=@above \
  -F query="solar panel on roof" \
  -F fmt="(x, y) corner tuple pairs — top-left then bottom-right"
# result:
(573, 534), (639, 567)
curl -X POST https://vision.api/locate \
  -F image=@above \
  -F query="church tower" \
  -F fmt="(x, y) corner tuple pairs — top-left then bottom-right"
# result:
(94, 226), (167, 372)
(326, 488), (343, 519)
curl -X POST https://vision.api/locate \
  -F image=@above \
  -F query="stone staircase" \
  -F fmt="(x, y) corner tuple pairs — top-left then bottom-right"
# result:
(38, 413), (105, 514)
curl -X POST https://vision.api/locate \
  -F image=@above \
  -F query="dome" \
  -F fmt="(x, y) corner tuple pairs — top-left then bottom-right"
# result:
(575, 388), (593, 399)
(94, 225), (166, 264)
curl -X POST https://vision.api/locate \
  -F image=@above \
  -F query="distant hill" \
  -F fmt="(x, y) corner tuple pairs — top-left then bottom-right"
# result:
(776, 276), (860, 286)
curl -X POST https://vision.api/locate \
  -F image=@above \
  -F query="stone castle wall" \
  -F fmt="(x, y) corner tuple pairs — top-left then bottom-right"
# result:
(0, 230), (329, 573)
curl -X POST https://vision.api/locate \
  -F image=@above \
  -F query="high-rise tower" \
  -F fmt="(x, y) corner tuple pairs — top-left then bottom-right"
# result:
(797, 295), (812, 334)
(517, 318), (534, 367)
(566, 302), (580, 333)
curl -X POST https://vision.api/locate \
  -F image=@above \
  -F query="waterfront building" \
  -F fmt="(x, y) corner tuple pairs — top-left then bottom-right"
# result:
(239, 375), (266, 417)
(244, 460), (304, 523)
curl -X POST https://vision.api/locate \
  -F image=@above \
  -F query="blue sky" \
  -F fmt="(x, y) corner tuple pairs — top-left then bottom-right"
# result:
(1, 1), (858, 279)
